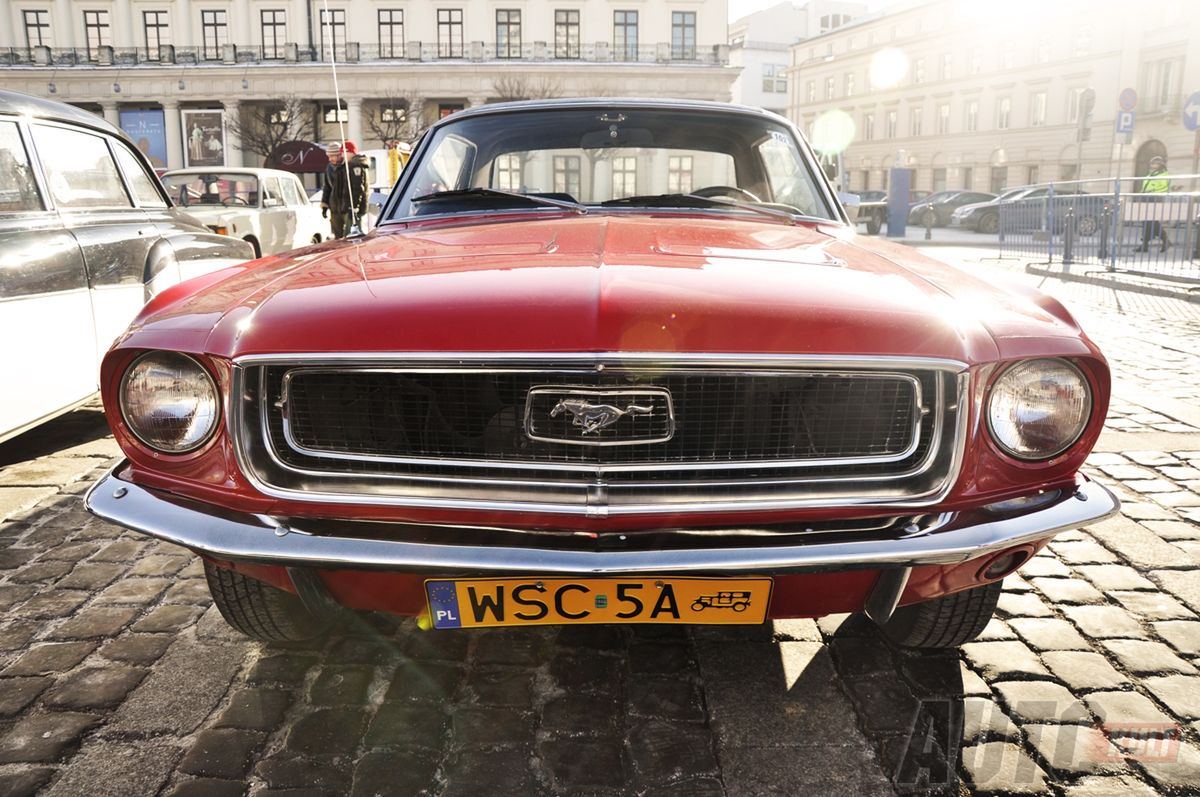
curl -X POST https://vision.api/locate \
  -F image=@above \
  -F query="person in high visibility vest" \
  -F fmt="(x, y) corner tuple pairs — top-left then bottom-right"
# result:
(1137, 155), (1170, 253)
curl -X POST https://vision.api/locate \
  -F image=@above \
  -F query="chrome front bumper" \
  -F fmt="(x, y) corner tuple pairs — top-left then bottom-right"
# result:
(84, 462), (1119, 576)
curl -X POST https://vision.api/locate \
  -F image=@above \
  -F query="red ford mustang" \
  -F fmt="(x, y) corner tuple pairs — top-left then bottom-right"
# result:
(86, 99), (1117, 648)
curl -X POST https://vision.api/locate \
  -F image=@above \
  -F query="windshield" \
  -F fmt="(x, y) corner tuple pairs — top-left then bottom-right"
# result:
(162, 173), (261, 208)
(388, 107), (836, 223)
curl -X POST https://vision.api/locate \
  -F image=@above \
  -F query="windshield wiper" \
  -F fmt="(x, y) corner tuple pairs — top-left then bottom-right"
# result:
(411, 187), (586, 213)
(599, 193), (810, 225)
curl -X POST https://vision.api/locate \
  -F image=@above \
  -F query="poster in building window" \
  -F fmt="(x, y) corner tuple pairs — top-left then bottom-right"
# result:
(181, 109), (225, 167)
(118, 109), (167, 168)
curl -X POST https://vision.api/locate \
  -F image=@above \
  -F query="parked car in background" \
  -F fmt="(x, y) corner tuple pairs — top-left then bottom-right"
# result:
(0, 90), (252, 444)
(950, 187), (1032, 233)
(856, 189), (933, 234)
(87, 99), (1117, 653)
(161, 167), (326, 257)
(908, 190), (997, 227)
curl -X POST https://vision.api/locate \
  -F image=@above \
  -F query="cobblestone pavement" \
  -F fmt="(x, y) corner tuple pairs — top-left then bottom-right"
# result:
(2, 251), (1200, 796)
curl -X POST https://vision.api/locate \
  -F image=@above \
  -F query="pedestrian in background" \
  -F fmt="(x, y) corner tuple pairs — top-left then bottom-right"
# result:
(321, 141), (368, 238)
(1137, 155), (1169, 253)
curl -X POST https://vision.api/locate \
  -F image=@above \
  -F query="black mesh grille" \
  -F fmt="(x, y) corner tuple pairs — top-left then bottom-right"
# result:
(277, 368), (923, 467)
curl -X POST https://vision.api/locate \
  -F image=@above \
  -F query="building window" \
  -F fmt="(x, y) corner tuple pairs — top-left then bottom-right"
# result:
(319, 8), (346, 61)
(937, 103), (950, 134)
(806, 81), (815, 103)
(910, 107), (922, 137)
(614, 10), (638, 62)
(863, 113), (874, 140)
(554, 155), (580, 196)
(1030, 92), (1046, 126)
(671, 11), (696, 60)
(824, 76), (834, 100)
(989, 165), (1007, 194)
(24, 9), (51, 51)
(84, 10), (111, 61)
(965, 100), (978, 132)
(913, 58), (925, 83)
(495, 9), (521, 58)
(844, 73), (855, 97)
(667, 155), (693, 193)
(819, 13), (851, 33)
(1144, 58), (1181, 107)
(969, 52), (981, 74)
(1035, 34), (1050, 63)
(939, 53), (951, 80)
(1061, 163), (1078, 181)
(438, 103), (464, 118)
(260, 10), (285, 60)
(142, 11), (170, 60)
(885, 109), (897, 138)
(495, 153), (522, 189)
(1066, 87), (1085, 123)
(1027, 165), (1039, 185)
(961, 166), (973, 189)
(1072, 26), (1091, 57)
(612, 155), (637, 198)
(378, 9), (403, 59)
(437, 9), (463, 58)
(555, 9), (580, 59)
(996, 96), (1011, 129)
(323, 102), (348, 123)
(860, 170), (870, 191)
(762, 64), (786, 93)
(932, 167), (946, 192)
(200, 9), (226, 60)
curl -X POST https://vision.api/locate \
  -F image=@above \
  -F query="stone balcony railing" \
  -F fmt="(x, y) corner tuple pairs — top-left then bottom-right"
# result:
(0, 41), (730, 68)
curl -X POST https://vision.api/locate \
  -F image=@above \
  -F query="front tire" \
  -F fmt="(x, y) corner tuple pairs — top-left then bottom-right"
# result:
(204, 562), (328, 643)
(866, 211), (882, 235)
(878, 581), (1002, 649)
(978, 212), (999, 234)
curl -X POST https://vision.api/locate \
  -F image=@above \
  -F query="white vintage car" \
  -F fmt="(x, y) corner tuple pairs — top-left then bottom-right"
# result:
(161, 167), (327, 257)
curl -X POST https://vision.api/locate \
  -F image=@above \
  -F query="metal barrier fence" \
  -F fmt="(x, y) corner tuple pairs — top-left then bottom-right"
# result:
(997, 175), (1200, 283)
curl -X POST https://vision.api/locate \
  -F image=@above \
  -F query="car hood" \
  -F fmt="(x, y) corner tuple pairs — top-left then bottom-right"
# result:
(954, 200), (996, 214)
(177, 206), (246, 222)
(124, 214), (1089, 363)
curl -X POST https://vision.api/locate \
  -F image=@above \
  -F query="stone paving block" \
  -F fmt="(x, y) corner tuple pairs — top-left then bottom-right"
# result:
(464, 665), (533, 707)
(2, 641), (97, 676)
(471, 630), (553, 666)
(382, 658), (464, 702)
(1091, 516), (1200, 568)
(0, 487), (58, 521)
(0, 457), (103, 487)
(1024, 724), (1126, 775)
(256, 754), (351, 793)
(42, 665), (148, 709)
(960, 696), (1020, 742)
(129, 553), (191, 577)
(1111, 590), (1196, 620)
(1084, 692), (1173, 726)
(131, 604), (206, 634)
(1152, 620), (1200, 655)
(1155, 570), (1200, 613)
(1074, 565), (1157, 592)
(363, 701), (448, 749)
(9, 559), (75, 583)
(1030, 578), (1107, 605)
(992, 681), (1089, 724)
(771, 617), (823, 640)
(0, 711), (100, 762)
(1125, 452), (1180, 467)
(47, 605), (140, 640)
(1142, 520), (1200, 541)
(0, 621), (37, 652)
(844, 673), (923, 735)
(1008, 618), (1092, 651)
(161, 578), (213, 605)
(55, 562), (127, 590)
(719, 742), (893, 797)
(1138, 741), (1200, 793)
(179, 728), (265, 780)
(538, 737), (626, 791)
(628, 677), (706, 723)
(351, 748), (441, 797)
(99, 633), (174, 666)
(1155, 491), (1200, 508)
(309, 666), (374, 706)
(1108, 502), (1174, 521)
(0, 675), (52, 716)
(0, 583), (36, 611)
(163, 778), (248, 797)
(1041, 651), (1130, 692)
(1050, 541), (1119, 565)
(44, 739), (181, 797)
(960, 641), (1051, 681)
(111, 639), (244, 735)
(452, 705), (536, 745)
(629, 641), (695, 675)
(1064, 774), (1166, 797)
(440, 747), (536, 796)
(1020, 556), (1073, 579)
(17, 589), (90, 619)
(284, 707), (368, 756)
(246, 653), (319, 686)
(961, 742), (1049, 794)
(996, 592), (1055, 619)
(627, 718), (719, 785)
(213, 688), (292, 731)
(1101, 639), (1197, 675)
(1141, 675), (1200, 719)
(95, 577), (171, 605)
(0, 768), (55, 797)
(975, 618), (1018, 641)
(1060, 606), (1147, 639)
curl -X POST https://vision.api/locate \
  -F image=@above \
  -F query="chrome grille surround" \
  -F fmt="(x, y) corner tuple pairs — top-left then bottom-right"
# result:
(230, 353), (970, 516)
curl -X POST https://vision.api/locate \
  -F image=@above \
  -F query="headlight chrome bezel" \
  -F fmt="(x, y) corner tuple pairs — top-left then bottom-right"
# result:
(986, 357), (1093, 462)
(118, 351), (221, 455)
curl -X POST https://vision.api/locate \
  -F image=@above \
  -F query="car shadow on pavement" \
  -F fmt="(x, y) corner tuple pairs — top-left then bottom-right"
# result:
(0, 403), (111, 468)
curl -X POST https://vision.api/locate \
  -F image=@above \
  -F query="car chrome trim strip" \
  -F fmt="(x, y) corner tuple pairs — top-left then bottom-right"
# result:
(85, 465), (1119, 575)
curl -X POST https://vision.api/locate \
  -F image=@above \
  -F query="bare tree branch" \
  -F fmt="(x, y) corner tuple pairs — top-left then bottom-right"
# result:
(365, 92), (431, 148)
(491, 74), (564, 102)
(225, 95), (315, 163)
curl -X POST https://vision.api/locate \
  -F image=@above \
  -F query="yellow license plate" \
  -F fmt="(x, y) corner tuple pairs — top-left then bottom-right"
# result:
(424, 577), (772, 629)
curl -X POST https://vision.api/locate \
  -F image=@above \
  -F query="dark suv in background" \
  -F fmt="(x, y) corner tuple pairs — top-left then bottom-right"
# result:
(908, 190), (997, 227)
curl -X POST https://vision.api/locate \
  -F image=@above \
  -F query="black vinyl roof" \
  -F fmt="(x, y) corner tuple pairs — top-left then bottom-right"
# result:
(0, 89), (121, 136)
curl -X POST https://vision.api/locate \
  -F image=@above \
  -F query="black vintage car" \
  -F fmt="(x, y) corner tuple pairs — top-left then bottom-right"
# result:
(907, 190), (997, 227)
(0, 90), (253, 443)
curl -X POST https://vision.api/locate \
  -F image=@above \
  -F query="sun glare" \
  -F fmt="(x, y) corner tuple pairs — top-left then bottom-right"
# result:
(869, 47), (909, 90)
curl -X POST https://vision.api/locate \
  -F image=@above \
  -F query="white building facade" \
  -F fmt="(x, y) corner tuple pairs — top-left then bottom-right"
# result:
(1, 0), (732, 169)
(787, 0), (1200, 194)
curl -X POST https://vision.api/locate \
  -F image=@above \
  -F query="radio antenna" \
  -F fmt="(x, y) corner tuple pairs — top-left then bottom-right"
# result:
(322, 0), (360, 235)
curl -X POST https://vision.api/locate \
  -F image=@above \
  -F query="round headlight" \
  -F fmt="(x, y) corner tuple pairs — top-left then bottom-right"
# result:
(987, 358), (1091, 461)
(119, 352), (219, 454)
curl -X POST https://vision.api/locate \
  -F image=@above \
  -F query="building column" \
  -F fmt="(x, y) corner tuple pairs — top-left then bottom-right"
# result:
(54, 0), (75, 48)
(176, 0), (193, 51)
(115, 0), (135, 48)
(101, 101), (120, 128)
(162, 101), (183, 169)
(468, 95), (487, 108)
(346, 96), (363, 149)
(223, 100), (242, 167)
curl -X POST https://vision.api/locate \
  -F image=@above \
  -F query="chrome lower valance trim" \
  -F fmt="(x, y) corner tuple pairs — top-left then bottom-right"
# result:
(85, 463), (1119, 575)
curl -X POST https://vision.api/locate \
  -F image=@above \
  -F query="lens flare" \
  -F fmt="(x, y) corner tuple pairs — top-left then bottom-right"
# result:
(869, 48), (909, 90)
(811, 110), (856, 155)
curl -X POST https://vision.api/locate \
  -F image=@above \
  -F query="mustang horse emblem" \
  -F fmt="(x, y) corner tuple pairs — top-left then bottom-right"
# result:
(550, 399), (653, 435)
